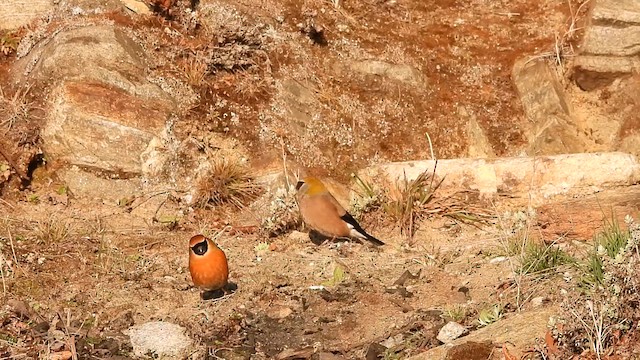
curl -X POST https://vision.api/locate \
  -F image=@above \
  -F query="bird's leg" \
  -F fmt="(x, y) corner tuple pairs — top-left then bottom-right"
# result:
(223, 282), (238, 294)
(309, 230), (330, 245)
(201, 289), (225, 300)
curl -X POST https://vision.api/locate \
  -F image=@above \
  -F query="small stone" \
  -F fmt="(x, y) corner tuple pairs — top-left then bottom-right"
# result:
(288, 230), (308, 243)
(266, 305), (293, 320)
(380, 333), (404, 348)
(7, 299), (32, 318)
(444, 341), (494, 360)
(120, 0), (152, 14)
(350, 60), (424, 86)
(489, 256), (508, 264)
(437, 322), (468, 344)
(531, 296), (548, 308)
(127, 321), (193, 359)
(318, 352), (345, 360)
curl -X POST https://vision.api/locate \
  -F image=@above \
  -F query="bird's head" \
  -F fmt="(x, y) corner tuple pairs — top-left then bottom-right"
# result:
(189, 234), (211, 256)
(295, 176), (327, 196)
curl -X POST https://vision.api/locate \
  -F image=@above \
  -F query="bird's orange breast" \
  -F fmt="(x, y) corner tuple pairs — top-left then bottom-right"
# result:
(189, 247), (229, 291)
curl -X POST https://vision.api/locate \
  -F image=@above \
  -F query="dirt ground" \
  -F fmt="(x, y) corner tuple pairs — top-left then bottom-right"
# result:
(1, 0), (630, 358)
(0, 188), (551, 359)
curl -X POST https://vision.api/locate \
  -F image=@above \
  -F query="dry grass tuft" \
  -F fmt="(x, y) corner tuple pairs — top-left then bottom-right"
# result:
(1, 32), (19, 56)
(33, 216), (73, 244)
(0, 85), (36, 131)
(181, 56), (209, 87)
(384, 170), (444, 238)
(380, 172), (494, 238)
(194, 158), (262, 209)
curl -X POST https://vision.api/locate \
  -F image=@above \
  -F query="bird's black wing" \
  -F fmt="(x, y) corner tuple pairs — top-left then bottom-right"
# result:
(340, 212), (385, 246)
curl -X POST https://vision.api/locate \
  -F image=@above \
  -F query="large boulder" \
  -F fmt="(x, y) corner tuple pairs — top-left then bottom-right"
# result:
(572, 0), (640, 90)
(512, 59), (582, 155)
(12, 25), (177, 203)
(43, 81), (170, 175)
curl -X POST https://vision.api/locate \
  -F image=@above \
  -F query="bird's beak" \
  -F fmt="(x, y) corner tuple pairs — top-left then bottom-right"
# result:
(295, 181), (304, 190)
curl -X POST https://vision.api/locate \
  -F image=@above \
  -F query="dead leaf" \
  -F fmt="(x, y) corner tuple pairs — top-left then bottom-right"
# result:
(275, 347), (315, 359)
(393, 269), (421, 286)
(50, 351), (73, 360)
(545, 330), (559, 354)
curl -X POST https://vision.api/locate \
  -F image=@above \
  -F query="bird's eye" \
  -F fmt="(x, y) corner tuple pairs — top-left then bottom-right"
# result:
(191, 241), (208, 255)
(295, 181), (304, 190)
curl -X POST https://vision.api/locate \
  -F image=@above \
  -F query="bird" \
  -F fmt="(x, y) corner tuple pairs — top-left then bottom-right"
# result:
(295, 176), (385, 246)
(188, 234), (237, 300)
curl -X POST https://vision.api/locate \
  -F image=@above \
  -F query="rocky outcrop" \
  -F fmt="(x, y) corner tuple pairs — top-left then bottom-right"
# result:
(0, 0), (53, 30)
(12, 25), (176, 204)
(408, 307), (557, 360)
(512, 59), (583, 155)
(349, 59), (424, 86)
(359, 152), (640, 206)
(572, 0), (640, 91)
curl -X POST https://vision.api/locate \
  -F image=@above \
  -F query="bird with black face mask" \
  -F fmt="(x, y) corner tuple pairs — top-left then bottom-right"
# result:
(188, 234), (237, 300)
(295, 176), (385, 246)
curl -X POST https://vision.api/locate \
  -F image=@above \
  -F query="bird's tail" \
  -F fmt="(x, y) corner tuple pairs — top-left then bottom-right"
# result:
(350, 228), (385, 246)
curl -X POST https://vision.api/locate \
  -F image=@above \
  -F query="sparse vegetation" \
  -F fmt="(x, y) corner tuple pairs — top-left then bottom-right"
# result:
(194, 158), (262, 209)
(519, 240), (573, 276)
(443, 305), (468, 323)
(0, 31), (19, 56)
(349, 173), (384, 220)
(477, 304), (503, 327)
(383, 170), (443, 238)
(580, 216), (631, 289)
(554, 216), (640, 359)
(0, 85), (35, 131)
(260, 184), (300, 236)
(33, 216), (72, 244)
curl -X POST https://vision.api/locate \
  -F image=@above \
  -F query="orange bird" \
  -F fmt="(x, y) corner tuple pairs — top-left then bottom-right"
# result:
(295, 177), (385, 246)
(188, 234), (236, 300)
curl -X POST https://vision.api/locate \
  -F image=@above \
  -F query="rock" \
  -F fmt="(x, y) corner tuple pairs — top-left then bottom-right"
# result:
(512, 59), (582, 155)
(266, 305), (293, 320)
(459, 106), (495, 158)
(279, 79), (319, 134)
(127, 321), (193, 359)
(572, 56), (640, 91)
(572, 0), (640, 90)
(531, 296), (547, 308)
(11, 25), (177, 202)
(14, 25), (170, 102)
(0, 0), (53, 30)
(581, 0), (640, 57)
(536, 186), (640, 241)
(43, 81), (169, 175)
(120, 0), (152, 14)
(443, 341), (494, 360)
(359, 152), (640, 206)
(350, 60), (424, 86)
(619, 133), (640, 159)
(437, 322), (467, 344)
(408, 307), (557, 360)
(512, 59), (569, 119)
(318, 352), (345, 360)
